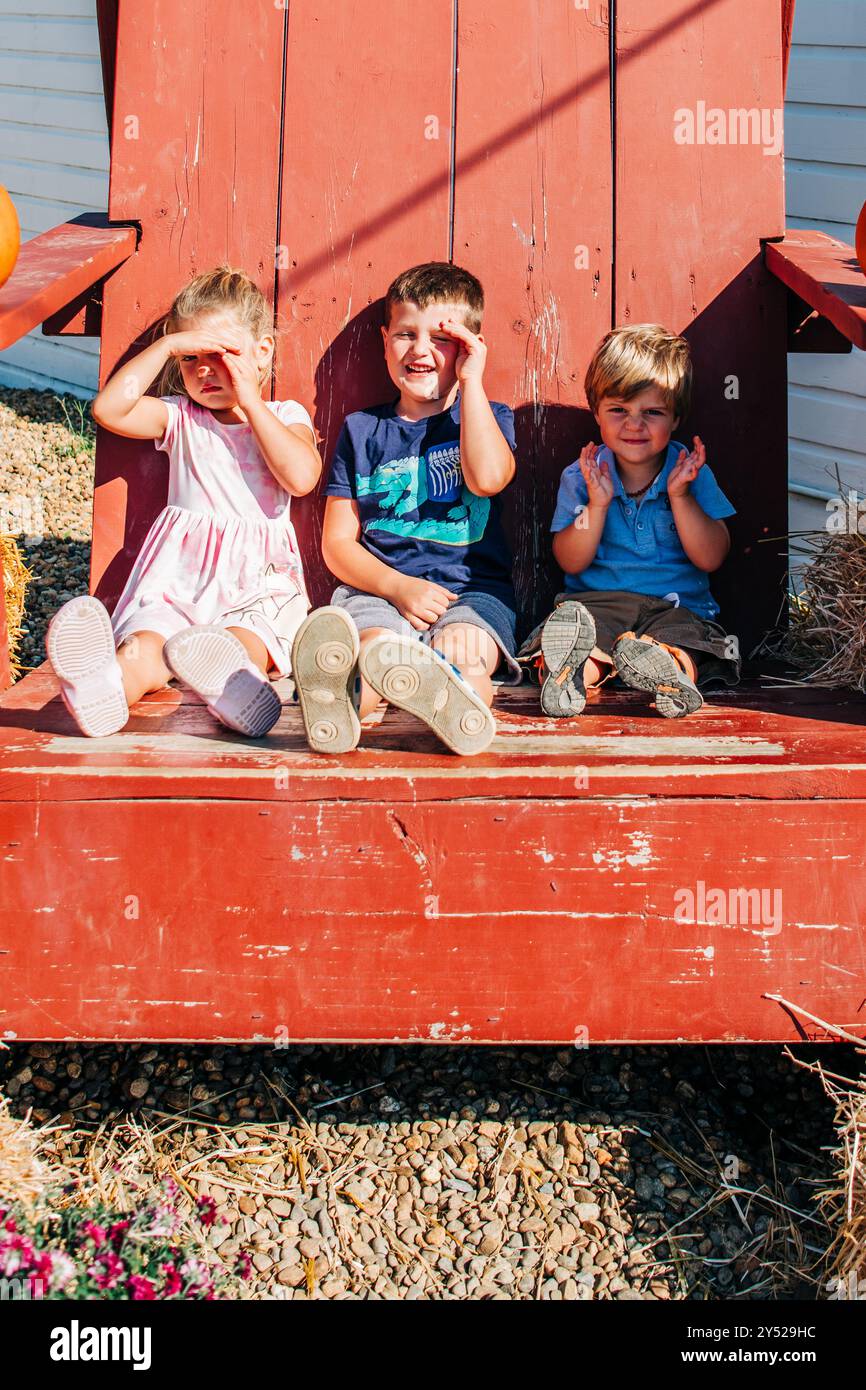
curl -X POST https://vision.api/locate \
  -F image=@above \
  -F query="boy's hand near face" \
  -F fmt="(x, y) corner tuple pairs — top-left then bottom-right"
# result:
(438, 317), (487, 384)
(577, 442), (615, 510)
(437, 318), (515, 498)
(552, 442), (613, 577)
(667, 435), (706, 498)
(667, 436), (731, 572)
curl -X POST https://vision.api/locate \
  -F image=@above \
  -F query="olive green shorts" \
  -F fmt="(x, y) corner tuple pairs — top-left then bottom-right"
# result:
(518, 590), (740, 687)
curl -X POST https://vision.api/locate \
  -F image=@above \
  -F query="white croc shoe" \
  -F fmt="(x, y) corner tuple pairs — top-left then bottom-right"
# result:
(46, 595), (129, 737)
(164, 626), (282, 737)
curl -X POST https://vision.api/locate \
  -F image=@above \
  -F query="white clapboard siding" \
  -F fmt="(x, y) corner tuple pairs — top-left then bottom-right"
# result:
(0, 0), (108, 397)
(785, 0), (866, 569)
(789, 1), (866, 47)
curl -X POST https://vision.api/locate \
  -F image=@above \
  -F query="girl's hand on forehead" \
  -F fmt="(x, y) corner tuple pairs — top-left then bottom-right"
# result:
(667, 435), (706, 498)
(438, 318), (487, 382)
(166, 326), (247, 359)
(578, 441), (614, 508)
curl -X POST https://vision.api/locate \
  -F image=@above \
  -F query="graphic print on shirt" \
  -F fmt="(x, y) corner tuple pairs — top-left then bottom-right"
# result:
(355, 440), (489, 546)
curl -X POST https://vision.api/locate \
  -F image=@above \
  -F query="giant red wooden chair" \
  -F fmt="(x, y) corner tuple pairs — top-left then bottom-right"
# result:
(1, 0), (864, 1045)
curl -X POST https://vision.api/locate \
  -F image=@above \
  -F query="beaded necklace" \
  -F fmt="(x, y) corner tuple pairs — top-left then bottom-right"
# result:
(624, 464), (664, 502)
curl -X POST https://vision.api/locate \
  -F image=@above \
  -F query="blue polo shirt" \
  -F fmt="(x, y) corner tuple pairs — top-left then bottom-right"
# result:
(551, 441), (735, 619)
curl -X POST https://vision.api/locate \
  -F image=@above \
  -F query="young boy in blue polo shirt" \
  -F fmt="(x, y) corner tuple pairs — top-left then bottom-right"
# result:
(292, 262), (521, 756)
(520, 324), (740, 718)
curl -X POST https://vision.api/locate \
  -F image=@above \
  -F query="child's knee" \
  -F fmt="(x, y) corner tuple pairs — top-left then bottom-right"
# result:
(433, 622), (499, 676)
(118, 630), (167, 668)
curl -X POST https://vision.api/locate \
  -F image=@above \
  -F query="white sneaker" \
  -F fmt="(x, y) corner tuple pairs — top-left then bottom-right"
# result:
(292, 606), (362, 754)
(164, 626), (282, 737)
(360, 633), (495, 755)
(46, 595), (129, 737)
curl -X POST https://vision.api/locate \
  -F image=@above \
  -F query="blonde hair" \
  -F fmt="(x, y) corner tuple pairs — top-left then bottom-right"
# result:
(157, 265), (275, 397)
(585, 324), (692, 420)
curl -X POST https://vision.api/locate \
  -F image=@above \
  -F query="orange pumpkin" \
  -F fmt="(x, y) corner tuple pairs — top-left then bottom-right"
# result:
(0, 187), (20, 289)
(857, 199), (866, 279)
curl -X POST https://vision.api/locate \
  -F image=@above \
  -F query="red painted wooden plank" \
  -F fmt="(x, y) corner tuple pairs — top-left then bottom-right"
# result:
(91, 0), (286, 610)
(3, 674), (866, 804)
(614, 0), (788, 654)
(0, 217), (135, 351)
(765, 231), (866, 352)
(1, 798), (864, 1043)
(452, 0), (613, 628)
(274, 1), (455, 607)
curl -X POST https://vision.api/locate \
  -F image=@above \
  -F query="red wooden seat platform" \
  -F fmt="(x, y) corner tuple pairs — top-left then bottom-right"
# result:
(2, 670), (864, 1044)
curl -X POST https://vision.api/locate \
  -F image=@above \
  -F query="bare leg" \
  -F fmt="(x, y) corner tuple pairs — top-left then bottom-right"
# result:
(116, 630), (173, 705)
(665, 644), (698, 681)
(584, 646), (615, 689)
(431, 623), (500, 707)
(226, 625), (271, 674)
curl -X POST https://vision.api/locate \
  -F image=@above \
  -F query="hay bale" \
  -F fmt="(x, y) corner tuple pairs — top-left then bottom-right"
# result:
(816, 1063), (866, 1299)
(0, 1095), (52, 1209)
(761, 531), (866, 692)
(1, 532), (30, 682)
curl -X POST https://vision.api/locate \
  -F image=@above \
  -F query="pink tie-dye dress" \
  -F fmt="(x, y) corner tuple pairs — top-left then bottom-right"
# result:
(109, 394), (313, 675)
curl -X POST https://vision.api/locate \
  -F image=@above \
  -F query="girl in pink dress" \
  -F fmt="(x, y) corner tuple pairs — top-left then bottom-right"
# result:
(46, 266), (321, 737)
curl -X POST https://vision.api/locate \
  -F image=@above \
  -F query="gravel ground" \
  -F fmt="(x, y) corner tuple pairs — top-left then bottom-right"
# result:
(0, 1042), (842, 1301)
(0, 387), (845, 1300)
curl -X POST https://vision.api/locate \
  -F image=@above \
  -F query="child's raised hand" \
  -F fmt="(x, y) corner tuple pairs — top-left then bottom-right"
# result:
(578, 442), (614, 509)
(392, 575), (459, 631)
(165, 328), (246, 359)
(667, 435), (706, 498)
(438, 319), (487, 383)
(218, 345), (263, 411)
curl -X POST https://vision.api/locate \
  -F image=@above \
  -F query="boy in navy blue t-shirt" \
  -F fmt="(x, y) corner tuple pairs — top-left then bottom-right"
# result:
(292, 262), (520, 756)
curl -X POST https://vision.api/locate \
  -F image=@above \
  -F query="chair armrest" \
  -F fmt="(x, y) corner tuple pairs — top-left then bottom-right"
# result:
(0, 212), (136, 351)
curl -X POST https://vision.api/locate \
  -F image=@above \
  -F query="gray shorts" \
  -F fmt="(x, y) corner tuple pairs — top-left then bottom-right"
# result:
(331, 584), (523, 684)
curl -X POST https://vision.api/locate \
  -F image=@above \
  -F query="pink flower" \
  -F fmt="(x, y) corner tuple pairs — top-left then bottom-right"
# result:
(196, 1196), (218, 1228)
(32, 1252), (54, 1281)
(0, 1234), (36, 1276)
(234, 1252), (253, 1280)
(108, 1220), (131, 1250)
(160, 1262), (183, 1297)
(47, 1251), (76, 1291)
(128, 1274), (157, 1300)
(89, 1250), (126, 1291)
(80, 1219), (108, 1247)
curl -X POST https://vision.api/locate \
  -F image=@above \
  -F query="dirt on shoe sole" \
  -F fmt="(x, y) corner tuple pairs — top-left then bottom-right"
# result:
(613, 635), (703, 719)
(539, 601), (597, 717)
(360, 634), (495, 756)
(292, 607), (361, 754)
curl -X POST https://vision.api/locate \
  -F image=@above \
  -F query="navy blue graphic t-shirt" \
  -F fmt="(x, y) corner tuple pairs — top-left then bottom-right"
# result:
(325, 396), (516, 604)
